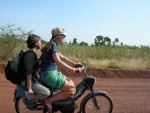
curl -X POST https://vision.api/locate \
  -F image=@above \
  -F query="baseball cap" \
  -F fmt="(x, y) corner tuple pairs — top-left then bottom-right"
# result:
(51, 27), (67, 36)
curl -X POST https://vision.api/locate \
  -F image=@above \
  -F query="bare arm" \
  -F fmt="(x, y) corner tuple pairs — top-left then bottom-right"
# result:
(59, 53), (77, 67)
(26, 74), (34, 94)
(53, 53), (75, 72)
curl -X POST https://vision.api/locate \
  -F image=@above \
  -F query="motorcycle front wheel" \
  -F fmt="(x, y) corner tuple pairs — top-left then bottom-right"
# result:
(81, 93), (113, 113)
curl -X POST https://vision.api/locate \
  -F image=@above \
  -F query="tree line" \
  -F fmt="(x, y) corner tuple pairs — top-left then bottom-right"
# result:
(0, 24), (146, 48)
(67, 36), (122, 46)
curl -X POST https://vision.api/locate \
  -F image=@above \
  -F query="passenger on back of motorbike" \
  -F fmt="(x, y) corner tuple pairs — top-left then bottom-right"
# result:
(40, 27), (83, 113)
(20, 34), (51, 109)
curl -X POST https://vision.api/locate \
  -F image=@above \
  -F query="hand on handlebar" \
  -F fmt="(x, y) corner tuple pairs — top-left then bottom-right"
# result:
(73, 63), (86, 73)
(74, 67), (83, 73)
(74, 62), (83, 68)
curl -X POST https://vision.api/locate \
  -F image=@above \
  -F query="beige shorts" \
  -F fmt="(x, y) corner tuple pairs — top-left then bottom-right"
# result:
(60, 78), (76, 99)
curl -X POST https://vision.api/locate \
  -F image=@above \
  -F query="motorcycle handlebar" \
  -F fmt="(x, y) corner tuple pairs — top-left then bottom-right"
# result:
(74, 64), (88, 76)
(78, 64), (87, 76)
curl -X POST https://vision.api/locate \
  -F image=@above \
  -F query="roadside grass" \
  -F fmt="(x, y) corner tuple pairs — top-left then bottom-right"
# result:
(1, 40), (150, 70)
(86, 58), (149, 70)
(59, 45), (150, 70)
(1, 24), (150, 70)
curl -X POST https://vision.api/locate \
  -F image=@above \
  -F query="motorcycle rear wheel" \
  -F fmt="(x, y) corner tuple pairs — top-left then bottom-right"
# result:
(15, 97), (45, 113)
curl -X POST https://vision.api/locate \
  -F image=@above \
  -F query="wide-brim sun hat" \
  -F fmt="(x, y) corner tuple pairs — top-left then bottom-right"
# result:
(51, 27), (67, 36)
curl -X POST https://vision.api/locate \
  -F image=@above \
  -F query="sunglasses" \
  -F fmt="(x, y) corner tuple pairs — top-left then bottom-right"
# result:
(61, 34), (66, 38)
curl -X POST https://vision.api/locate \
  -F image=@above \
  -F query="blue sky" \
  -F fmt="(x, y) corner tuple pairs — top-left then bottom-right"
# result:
(0, 0), (150, 46)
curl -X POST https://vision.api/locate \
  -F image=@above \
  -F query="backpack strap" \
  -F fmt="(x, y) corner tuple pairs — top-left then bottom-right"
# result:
(24, 50), (37, 59)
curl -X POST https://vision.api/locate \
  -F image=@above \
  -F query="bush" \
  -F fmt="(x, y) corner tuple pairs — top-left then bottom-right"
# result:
(107, 61), (121, 69)
(0, 24), (31, 61)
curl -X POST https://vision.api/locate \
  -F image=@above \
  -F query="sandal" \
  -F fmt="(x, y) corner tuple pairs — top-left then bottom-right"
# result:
(45, 103), (52, 113)
(23, 98), (36, 110)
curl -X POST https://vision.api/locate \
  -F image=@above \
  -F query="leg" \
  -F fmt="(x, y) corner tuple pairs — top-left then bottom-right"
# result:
(44, 90), (66, 113)
(45, 79), (76, 112)
(45, 79), (76, 102)
(32, 80), (50, 100)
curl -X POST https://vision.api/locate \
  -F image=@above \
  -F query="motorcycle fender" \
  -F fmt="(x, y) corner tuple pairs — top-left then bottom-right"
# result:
(79, 90), (107, 112)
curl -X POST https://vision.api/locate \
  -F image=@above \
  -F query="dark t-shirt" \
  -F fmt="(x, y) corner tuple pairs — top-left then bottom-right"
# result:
(40, 42), (58, 71)
(23, 51), (38, 80)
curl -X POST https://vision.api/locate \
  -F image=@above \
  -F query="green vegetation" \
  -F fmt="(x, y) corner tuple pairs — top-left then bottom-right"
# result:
(0, 24), (150, 70)
(59, 45), (150, 69)
(0, 24), (30, 61)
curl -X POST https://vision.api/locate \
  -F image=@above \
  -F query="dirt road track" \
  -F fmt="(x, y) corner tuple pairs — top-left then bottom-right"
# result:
(0, 62), (150, 113)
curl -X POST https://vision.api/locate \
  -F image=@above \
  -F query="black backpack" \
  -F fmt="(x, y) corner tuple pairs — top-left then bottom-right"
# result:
(4, 50), (34, 85)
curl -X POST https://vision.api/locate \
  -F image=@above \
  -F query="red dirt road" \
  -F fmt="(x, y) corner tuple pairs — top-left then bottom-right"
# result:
(0, 62), (150, 113)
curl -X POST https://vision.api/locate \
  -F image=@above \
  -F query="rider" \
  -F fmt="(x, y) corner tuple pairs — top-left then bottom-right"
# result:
(21, 34), (50, 101)
(40, 27), (82, 112)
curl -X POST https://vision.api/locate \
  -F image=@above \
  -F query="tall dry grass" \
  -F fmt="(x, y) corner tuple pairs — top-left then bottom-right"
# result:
(59, 45), (150, 70)
(1, 38), (150, 70)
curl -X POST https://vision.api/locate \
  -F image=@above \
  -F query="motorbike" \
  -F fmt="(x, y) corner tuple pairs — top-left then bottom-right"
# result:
(14, 65), (113, 113)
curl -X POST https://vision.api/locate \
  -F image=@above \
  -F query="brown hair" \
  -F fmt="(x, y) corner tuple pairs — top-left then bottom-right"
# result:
(27, 34), (41, 49)
(41, 35), (58, 52)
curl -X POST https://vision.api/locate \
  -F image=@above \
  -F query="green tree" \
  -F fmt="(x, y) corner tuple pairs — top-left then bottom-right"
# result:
(94, 35), (104, 46)
(104, 36), (111, 45)
(0, 24), (32, 60)
(73, 38), (78, 45)
(94, 35), (111, 46)
(79, 41), (88, 46)
(113, 38), (119, 45)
